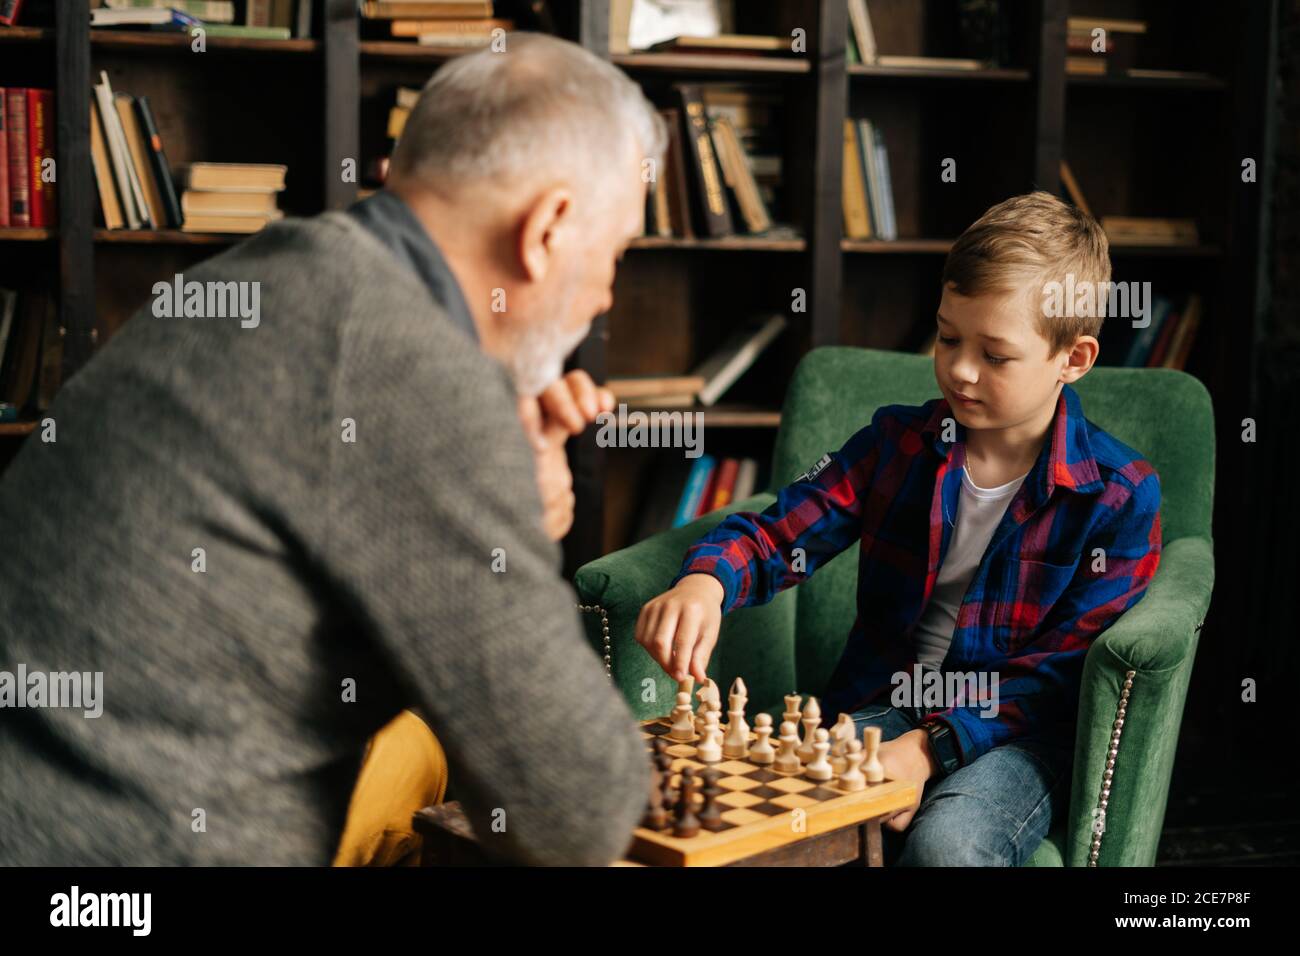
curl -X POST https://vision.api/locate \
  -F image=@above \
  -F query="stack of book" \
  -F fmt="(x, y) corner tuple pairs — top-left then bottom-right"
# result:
(0, 286), (60, 422)
(646, 85), (786, 241)
(0, 87), (55, 229)
(180, 162), (288, 234)
(1064, 16), (1144, 77)
(1101, 216), (1199, 247)
(607, 313), (787, 409)
(841, 117), (897, 241)
(89, 71), (182, 230)
(360, 1), (513, 47)
(91, 1), (310, 39)
(645, 34), (794, 58)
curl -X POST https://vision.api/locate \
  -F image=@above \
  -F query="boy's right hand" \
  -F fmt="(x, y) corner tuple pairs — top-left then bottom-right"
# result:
(634, 574), (726, 683)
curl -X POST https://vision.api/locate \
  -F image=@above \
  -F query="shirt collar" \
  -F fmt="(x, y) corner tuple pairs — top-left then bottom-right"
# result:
(920, 382), (1104, 504)
(346, 189), (478, 345)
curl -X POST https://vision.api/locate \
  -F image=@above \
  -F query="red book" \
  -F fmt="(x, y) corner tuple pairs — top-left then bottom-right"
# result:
(26, 89), (54, 229)
(0, 89), (10, 228)
(710, 457), (741, 511)
(5, 88), (30, 227)
(0, 1), (24, 28)
(694, 461), (721, 519)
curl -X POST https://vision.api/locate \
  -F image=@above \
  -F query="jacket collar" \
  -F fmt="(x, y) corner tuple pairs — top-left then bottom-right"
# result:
(919, 383), (1105, 507)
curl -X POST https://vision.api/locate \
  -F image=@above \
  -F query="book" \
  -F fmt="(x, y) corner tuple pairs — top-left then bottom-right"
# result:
(94, 71), (145, 229)
(1162, 295), (1201, 370)
(25, 89), (54, 228)
(648, 34), (788, 54)
(872, 126), (897, 240)
(0, 289), (44, 410)
(733, 457), (758, 502)
(388, 105), (409, 138)
(103, 0), (237, 22)
(710, 116), (770, 233)
(183, 162), (287, 192)
(246, 0), (271, 26)
(0, 1), (24, 28)
(88, 100), (125, 229)
(361, 2), (494, 19)
(1102, 217), (1199, 245)
(694, 460), (721, 519)
(0, 288), (17, 374)
(660, 107), (694, 239)
(607, 375), (705, 400)
(395, 87), (421, 109)
(0, 91), (8, 228)
(649, 175), (671, 238)
(295, 0), (313, 38)
(673, 454), (716, 528)
(135, 96), (183, 229)
(676, 85), (732, 238)
(181, 210), (284, 233)
(1066, 17), (1147, 35)
(1059, 160), (1091, 215)
(92, 8), (178, 25)
(390, 18), (513, 37)
(708, 457), (741, 512)
(181, 189), (279, 216)
(876, 56), (983, 70)
(634, 457), (693, 542)
(692, 313), (787, 406)
(1066, 56), (1107, 76)
(115, 93), (165, 230)
(193, 24), (292, 39)
(842, 119), (871, 239)
(1122, 296), (1172, 367)
(5, 89), (30, 227)
(417, 33), (496, 47)
(847, 0), (876, 64)
(856, 118), (880, 238)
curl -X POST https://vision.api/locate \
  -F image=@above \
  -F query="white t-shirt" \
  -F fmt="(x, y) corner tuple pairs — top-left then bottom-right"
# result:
(912, 464), (1029, 672)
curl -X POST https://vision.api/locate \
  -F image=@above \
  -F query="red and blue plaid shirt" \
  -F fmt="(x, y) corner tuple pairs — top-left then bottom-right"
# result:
(672, 383), (1162, 768)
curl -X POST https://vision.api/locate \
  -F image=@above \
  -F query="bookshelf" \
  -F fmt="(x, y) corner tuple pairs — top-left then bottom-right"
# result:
(0, 1), (1273, 601)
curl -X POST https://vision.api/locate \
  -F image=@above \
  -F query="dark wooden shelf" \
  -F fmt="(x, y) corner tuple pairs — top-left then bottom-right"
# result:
(1109, 244), (1223, 258)
(848, 64), (1030, 83)
(0, 25), (51, 44)
(1067, 71), (1226, 92)
(94, 229), (243, 245)
(360, 40), (470, 62)
(89, 29), (318, 55)
(842, 239), (954, 254)
(632, 235), (806, 252)
(0, 421), (39, 437)
(0, 228), (55, 242)
(612, 52), (809, 75)
(621, 404), (782, 429)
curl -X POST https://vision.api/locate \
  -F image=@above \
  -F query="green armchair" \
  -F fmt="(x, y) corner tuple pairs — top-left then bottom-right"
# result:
(576, 346), (1214, 866)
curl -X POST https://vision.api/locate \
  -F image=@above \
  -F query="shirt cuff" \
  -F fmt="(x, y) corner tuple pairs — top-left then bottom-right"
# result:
(670, 559), (740, 613)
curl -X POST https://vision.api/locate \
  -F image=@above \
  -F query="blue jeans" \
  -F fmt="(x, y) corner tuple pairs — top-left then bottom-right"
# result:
(849, 703), (1073, 866)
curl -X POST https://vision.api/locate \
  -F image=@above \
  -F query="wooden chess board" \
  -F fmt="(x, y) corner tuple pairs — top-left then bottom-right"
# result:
(630, 716), (917, 867)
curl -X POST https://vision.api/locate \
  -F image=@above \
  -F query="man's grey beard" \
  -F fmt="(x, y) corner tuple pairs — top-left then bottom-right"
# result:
(507, 318), (592, 397)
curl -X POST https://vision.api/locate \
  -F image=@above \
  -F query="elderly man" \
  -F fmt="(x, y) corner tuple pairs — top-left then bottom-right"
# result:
(0, 34), (663, 866)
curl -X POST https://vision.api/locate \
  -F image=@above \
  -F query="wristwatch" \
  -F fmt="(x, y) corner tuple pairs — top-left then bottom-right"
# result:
(919, 719), (963, 778)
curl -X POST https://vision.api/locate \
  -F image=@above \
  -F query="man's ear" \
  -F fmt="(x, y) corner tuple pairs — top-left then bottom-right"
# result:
(518, 186), (573, 283)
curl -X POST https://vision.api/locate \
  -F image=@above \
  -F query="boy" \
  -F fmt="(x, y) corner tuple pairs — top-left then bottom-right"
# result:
(633, 191), (1162, 866)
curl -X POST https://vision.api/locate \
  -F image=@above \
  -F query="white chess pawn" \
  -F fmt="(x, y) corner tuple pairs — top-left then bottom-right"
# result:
(838, 739), (866, 791)
(774, 720), (802, 774)
(862, 726), (884, 784)
(805, 728), (833, 781)
(796, 697), (822, 764)
(749, 713), (775, 764)
(668, 691), (696, 741)
(697, 709), (723, 764)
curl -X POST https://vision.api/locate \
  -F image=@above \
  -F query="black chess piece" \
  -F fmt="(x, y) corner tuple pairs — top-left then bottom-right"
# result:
(642, 766), (669, 830)
(672, 768), (701, 838)
(698, 768), (724, 827)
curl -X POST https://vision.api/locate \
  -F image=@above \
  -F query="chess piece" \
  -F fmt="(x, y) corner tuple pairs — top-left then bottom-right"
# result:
(862, 726), (884, 784)
(749, 713), (776, 764)
(723, 677), (750, 758)
(678, 675), (695, 699)
(775, 720), (802, 774)
(782, 693), (803, 736)
(694, 679), (718, 736)
(673, 768), (701, 838)
(698, 769), (723, 827)
(796, 696), (822, 763)
(805, 727), (833, 781)
(642, 767), (669, 828)
(830, 714), (854, 774)
(837, 739), (866, 792)
(697, 709), (723, 763)
(669, 691), (696, 741)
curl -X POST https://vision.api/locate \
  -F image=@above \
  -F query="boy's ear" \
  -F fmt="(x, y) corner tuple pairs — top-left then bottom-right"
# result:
(1060, 335), (1100, 383)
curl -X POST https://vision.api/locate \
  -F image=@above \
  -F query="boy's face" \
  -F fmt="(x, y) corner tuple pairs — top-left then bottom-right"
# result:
(934, 280), (1095, 433)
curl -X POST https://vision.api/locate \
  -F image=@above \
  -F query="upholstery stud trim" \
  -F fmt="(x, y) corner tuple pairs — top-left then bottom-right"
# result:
(1089, 669), (1136, 866)
(577, 604), (612, 678)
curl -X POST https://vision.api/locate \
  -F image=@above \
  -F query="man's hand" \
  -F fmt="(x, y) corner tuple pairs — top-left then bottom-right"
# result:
(634, 574), (726, 683)
(878, 728), (939, 832)
(517, 371), (615, 541)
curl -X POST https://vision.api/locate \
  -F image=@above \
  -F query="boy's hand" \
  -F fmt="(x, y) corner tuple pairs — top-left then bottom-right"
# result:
(878, 728), (939, 832)
(634, 574), (726, 683)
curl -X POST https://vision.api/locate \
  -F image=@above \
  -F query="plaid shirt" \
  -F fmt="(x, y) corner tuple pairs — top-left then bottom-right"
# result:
(672, 383), (1162, 769)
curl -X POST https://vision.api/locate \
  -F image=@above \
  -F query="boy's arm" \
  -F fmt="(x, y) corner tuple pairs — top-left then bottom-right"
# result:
(669, 408), (890, 613)
(920, 464), (1163, 771)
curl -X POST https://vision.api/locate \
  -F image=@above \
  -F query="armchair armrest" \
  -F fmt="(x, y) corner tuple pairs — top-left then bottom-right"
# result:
(1065, 535), (1214, 866)
(574, 493), (798, 720)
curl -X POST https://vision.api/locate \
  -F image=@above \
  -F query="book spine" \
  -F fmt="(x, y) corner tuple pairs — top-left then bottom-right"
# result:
(693, 460), (721, 519)
(27, 89), (54, 230)
(1123, 297), (1170, 366)
(857, 119), (879, 238)
(673, 455), (716, 528)
(135, 96), (183, 229)
(94, 79), (141, 230)
(0, 90), (9, 228)
(247, 0), (272, 27)
(676, 85), (733, 238)
(711, 458), (740, 511)
(0, 0), (23, 28)
(873, 127), (897, 241)
(5, 89), (30, 228)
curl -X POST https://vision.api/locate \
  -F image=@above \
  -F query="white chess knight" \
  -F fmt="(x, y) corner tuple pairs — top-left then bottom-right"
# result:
(694, 679), (720, 736)
(723, 677), (750, 758)
(796, 696), (822, 764)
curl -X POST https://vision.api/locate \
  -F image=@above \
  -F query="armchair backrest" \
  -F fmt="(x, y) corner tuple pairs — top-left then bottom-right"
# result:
(767, 346), (1215, 695)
